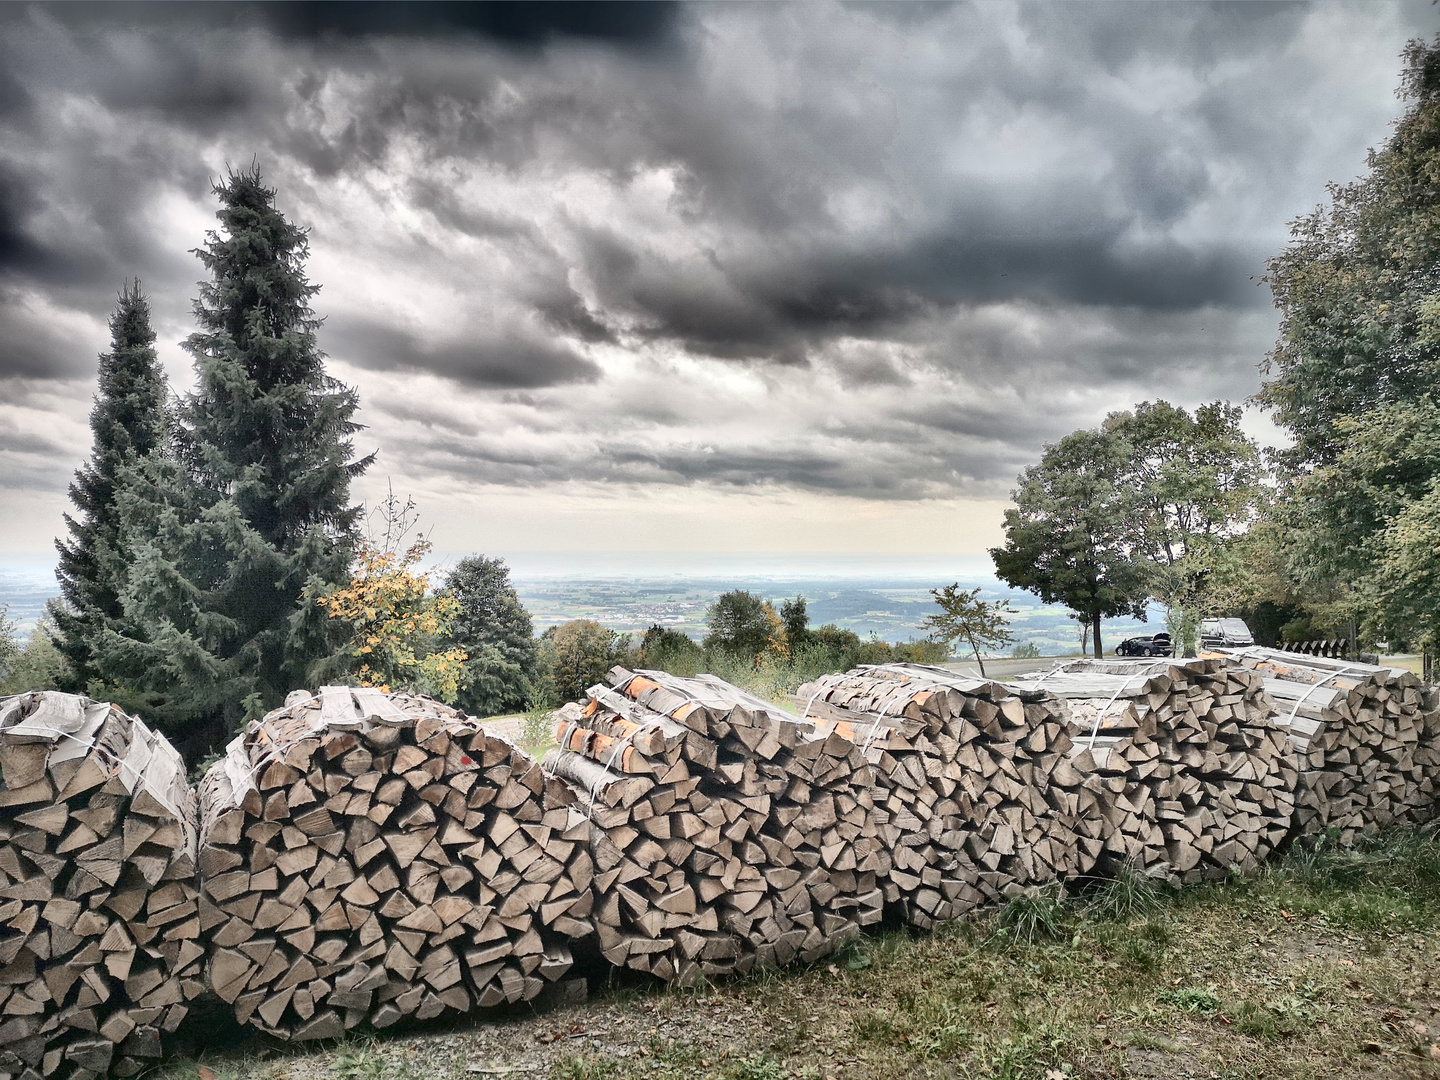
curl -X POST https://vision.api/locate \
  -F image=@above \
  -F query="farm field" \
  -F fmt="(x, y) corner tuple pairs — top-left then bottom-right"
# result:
(0, 563), (1158, 654)
(157, 832), (1440, 1080)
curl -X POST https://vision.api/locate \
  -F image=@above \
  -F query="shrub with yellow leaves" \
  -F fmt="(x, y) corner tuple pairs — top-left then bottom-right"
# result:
(316, 491), (468, 702)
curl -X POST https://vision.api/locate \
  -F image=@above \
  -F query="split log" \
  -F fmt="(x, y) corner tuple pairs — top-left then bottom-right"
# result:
(197, 687), (590, 1042)
(795, 663), (1086, 926)
(1010, 658), (1298, 882)
(0, 692), (202, 1080)
(543, 668), (884, 985)
(1212, 647), (1440, 842)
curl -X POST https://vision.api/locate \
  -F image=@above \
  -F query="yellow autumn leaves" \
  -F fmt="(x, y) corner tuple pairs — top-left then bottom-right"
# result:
(316, 525), (468, 702)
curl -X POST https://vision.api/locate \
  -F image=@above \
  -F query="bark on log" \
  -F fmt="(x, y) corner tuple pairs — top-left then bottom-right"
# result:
(1009, 658), (1299, 883)
(795, 663), (1086, 926)
(0, 692), (203, 1080)
(543, 668), (884, 985)
(196, 687), (589, 1041)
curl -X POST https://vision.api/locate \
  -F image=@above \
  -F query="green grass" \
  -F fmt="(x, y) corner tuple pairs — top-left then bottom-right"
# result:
(155, 825), (1440, 1080)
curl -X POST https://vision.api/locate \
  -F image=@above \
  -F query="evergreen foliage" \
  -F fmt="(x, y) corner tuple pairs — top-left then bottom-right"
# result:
(103, 167), (371, 750)
(0, 605), (18, 684)
(0, 612), (70, 696)
(440, 554), (537, 717)
(53, 283), (169, 687)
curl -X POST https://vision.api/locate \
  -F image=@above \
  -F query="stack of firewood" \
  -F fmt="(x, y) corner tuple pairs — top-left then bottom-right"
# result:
(1214, 648), (1440, 842)
(1009, 659), (1298, 882)
(792, 664), (1089, 924)
(542, 669), (885, 985)
(0, 692), (203, 1080)
(196, 687), (589, 1042)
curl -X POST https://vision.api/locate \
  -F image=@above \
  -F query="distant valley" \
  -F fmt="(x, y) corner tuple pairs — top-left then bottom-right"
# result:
(1, 563), (1158, 656)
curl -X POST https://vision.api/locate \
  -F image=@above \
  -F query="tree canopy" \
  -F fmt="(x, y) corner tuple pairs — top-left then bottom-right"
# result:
(993, 399), (1261, 656)
(703, 590), (783, 659)
(53, 283), (170, 688)
(440, 554), (537, 717)
(97, 168), (371, 750)
(920, 585), (1015, 676)
(991, 426), (1149, 656)
(1260, 35), (1440, 649)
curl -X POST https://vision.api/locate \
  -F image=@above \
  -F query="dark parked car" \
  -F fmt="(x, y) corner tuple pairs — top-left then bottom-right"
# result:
(1115, 633), (1173, 657)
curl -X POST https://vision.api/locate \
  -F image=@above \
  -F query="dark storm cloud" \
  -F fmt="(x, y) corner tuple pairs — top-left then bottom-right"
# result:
(0, 0), (1434, 518)
(326, 317), (601, 389)
(41, 2), (679, 50)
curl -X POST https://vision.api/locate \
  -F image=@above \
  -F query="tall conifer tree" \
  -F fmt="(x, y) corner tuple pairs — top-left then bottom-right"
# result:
(54, 282), (169, 686)
(113, 167), (372, 748)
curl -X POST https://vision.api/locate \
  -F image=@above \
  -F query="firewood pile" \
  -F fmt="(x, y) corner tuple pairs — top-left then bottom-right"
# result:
(196, 686), (588, 1043)
(1212, 648), (1440, 843)
(541, 669), (885, 985)
(791, 664), (1087, 927)
(0, 692), (203, 1080)
(1008, 658), (1298, 882)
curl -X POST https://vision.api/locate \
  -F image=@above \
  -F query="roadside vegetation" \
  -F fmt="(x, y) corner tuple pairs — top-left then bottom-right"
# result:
(154, 826), (1440, 1080)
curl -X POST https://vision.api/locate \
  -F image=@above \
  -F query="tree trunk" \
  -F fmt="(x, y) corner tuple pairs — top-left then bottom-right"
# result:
(1092, 614), (1103, 658)
(966, 631), (987, 677)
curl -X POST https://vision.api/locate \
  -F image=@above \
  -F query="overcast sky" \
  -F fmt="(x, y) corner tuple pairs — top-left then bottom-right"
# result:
(0, 1), (1434, 571)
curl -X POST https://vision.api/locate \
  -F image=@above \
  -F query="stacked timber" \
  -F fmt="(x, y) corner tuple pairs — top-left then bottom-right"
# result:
(542, 669), (884, 985)
(792, 664), (1087, 927)
(1213, 647), (1440, 842)
(197, 687), (590, 1042)
(1010, 658), (1297, 882)
(0, 692), (203, 1080)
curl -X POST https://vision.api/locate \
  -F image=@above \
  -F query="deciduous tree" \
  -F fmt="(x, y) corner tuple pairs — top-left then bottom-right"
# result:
(991, 428), (1150, 656)
(318, 493), (467, 702)
(920, 584), (1016, 676)
(538, 620), (630, 704)
(1260, 36), (1440, 650)
(704, 590), (783, 659)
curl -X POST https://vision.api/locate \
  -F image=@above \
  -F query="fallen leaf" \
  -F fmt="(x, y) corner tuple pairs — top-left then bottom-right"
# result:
(199, 1069), (217, 1080)
(1363, 1041), (1383, 1054)
(1417, 1022), (1431, 1037)
(1430, 1044), (1440, 1061)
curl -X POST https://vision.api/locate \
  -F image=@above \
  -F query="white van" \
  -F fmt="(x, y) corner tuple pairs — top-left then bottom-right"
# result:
(1200, 617), (1254, 649)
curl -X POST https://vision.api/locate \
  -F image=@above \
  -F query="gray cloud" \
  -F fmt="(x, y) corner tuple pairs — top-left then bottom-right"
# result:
(326, 317), (601, 389)
(0, 0), (1433, 528)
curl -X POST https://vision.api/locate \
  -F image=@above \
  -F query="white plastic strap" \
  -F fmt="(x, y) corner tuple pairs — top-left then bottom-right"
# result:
(1088, 670), (1154, 752)
(1283, 663), (1368, 728)
(5, 719), (148, 791)
(546, 721), (582, 779)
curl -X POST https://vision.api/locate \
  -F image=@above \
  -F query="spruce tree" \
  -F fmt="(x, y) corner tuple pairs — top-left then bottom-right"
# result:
(113, 167), (372, 749)
(53, 282), (169, 687)
(440, 555), (537, 717)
